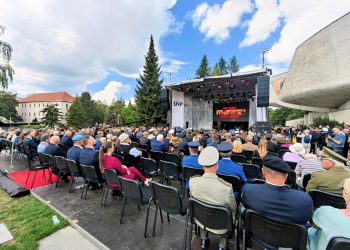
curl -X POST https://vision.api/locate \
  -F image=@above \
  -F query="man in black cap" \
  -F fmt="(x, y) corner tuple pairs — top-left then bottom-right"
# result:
(242, 155), (313, 225)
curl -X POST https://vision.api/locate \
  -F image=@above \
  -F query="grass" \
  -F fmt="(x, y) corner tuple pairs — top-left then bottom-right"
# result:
(0, 189), (68, 250)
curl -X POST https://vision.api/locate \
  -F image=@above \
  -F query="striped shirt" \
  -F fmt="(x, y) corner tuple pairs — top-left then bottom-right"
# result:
(295, 159), (324, 182)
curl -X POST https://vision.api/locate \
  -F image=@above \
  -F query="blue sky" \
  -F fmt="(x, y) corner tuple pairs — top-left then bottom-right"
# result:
(1, 0), (349, 104)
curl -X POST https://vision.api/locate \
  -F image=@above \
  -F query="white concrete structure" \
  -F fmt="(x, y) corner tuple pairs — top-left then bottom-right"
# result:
(17, 92), (75, 124)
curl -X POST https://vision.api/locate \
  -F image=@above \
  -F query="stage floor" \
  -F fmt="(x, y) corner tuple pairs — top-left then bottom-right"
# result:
(0, 153), (237, 250)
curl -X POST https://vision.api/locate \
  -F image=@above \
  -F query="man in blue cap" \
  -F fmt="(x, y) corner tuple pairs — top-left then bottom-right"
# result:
(182, 141), (202, 189)
(242, 155), (313, 225)
(67, 134), (84, 166)
(217, 142), (247, 188)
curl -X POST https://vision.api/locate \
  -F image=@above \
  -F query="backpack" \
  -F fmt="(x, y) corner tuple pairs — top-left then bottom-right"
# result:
(304, 135), (311, 144)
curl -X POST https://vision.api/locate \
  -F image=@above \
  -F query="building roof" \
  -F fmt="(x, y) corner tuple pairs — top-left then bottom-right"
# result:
(19, 91), (75, 103)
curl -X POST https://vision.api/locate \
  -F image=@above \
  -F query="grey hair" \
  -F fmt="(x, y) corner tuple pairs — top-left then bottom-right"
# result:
(220, 152), (232, 158)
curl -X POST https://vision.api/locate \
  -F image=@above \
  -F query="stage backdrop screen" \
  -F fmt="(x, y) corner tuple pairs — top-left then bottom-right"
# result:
(213, 102), (250, 122)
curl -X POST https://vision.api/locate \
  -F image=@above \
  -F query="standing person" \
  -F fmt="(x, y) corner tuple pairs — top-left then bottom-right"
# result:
(342, 128), (350, 158)
(298, 129), (312, 153)
(327, 127), (346, 155)
(190, 146), (236, 250)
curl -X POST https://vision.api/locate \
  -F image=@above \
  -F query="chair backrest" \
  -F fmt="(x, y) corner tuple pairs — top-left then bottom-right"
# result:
(132, 142), (139, 148)
(66, 159), (81, 175)
(141, 144), (149, 151)
(140, 148), (149, 158)
(244, 209), (308, 250)
(150, 150), (164, 165)
(80, 164), (98, 181)
(103, 169), (119, 186)
(242, 150), (254, 161)
(19, 143), (25, 154)
(182, 167), (204, 181)
(38, 153), (48, 165)
(308, 189), (346, 210)
(140, 157), (158, 177)
(119, 176), (143, 204)
(241, 163), (261, 180)
(124, 153), (139, 168)
(115, 154), (126, 165)
(285, 171), (296, 189)
(53, 156), (68, 173)
(188, 198), (233, 231)
(152, 182), (183, 214)
(231, 154), (247, 163)
(278, 149), (290, 158)
(252, 157), (263, 168)
(159, 160), (179, 180)
(23, 144), (32, 155)
(302, 173), (312, 188)
(285, 161), (298, 170)
(326, 237), (350, 250)
(217, 174), (242, 196)
(43, 153), (55, 168)
(21, 155), (33, 170)
(164, 152), (180, 166)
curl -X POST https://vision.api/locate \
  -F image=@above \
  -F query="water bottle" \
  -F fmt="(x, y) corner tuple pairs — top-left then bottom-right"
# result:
(52, 215), (60, 225)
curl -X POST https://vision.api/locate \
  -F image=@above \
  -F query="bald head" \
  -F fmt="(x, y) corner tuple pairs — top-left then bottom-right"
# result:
(50, 135), (60, 145)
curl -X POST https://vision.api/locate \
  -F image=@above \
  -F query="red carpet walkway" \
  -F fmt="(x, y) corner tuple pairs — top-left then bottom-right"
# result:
(9, 169), (58, 189)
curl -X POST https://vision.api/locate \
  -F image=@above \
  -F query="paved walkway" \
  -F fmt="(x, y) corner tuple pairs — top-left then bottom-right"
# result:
(39, 226), (100, 250)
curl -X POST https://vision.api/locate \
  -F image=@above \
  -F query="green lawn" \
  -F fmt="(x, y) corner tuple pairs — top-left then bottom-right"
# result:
(0, 189), (68, 250)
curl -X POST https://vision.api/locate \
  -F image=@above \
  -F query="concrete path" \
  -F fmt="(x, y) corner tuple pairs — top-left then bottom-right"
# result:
(38, 226), (100, 250)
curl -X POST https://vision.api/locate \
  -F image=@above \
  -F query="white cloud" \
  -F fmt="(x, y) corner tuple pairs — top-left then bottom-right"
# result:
(92, 81), (131, 105)
(192, 0), (252, 44)
(1, 0), (180, 96)
(162, 59), (188, 74)
(125, 98), (136, 106)
(240, 0), (281, 47)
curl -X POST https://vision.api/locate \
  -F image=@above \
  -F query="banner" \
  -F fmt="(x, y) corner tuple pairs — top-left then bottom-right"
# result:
(213, 102), (250, 122)
(171, 90), (184, 128)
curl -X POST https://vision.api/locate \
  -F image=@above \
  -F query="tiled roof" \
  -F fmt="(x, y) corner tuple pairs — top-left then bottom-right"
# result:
(19, 92), (75, 103)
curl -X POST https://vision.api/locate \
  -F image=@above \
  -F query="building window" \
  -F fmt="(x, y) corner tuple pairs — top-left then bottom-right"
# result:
(25, 104), (26, 108)
(29, 104), (31, 108)
(29, 112), (31, 117)
(38, 103), (40, 107)
(34, 112), (36, 117)
(66, 104), (68, 108)
(21, 112), (23, 116)
(24, 112), (26, 117)
(34, 104), (35, 108)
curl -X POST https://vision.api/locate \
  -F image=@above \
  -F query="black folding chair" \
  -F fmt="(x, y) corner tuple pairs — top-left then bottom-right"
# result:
(149, 182), (187, 237)
(242, 150), (254, 161)
(101, 169), (120, 206)
(66, 159), (84, 193)
(326, 237), (350, 250)
(243, 209), (308, 250)
(164, 152), (181, 166)
(140, 148), (149, 158)
(241, 163), (261, 182)
(150, 150), (164, 167)
(140, 157), (158, 177)
(217, 174), (242, 204)
(231, 154), (247, 163)
(80, 164), (102, 200)
(285, 171), (297, 189)
(115, 154), (126, 165)
(23, 155), (51, 189)
(182, 167), (204, 196)
(252, 157), (263, 168)
(285, 161), (298, 170)
(308, 189), (346, 210)
(141, 144), (149, 151)
(124, 153), (140, 169)
(43, 153), (58, 177)
(184, 198), (236, 250)
(118, 176), (152, 238)
(132, 142), (139, 148)
(53, 156), (71, 188)
(159, 160), (179, 185)
(278, 149), (290, 158)
(302, 173), (312, 189)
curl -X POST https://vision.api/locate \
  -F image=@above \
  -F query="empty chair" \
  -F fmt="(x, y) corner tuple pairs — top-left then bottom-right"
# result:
(101, 169), (120, 206)
(243, 209), (308, 250)
(65, 159), (84, 193)
(242, 150), (254, 161)
(23, 155), (51, 189)
(140, 157), (158, 177)
(326, 237), (350, 250)
(164, 152), (181, 166)
(308, 189), (346, 210)
(150, 150), (164, 166)
(231, 154), (247, 164)
(118, 176), (152, 238)
(252, 157), (263, 168)
(241, 163), (261, 182)
(159, 160), (179, 185)
(80, 164), (103, 200)
(184, 198), (236, 250)
(149, 182), (187, 237)
(53, 156), (71, 188)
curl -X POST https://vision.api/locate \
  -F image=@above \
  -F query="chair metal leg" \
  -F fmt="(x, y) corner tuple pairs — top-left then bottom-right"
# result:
(120, 197), (127, 224)
(55, 175), (61, 188)
(184, 211), (189, 250)
(189, 216), (193, 250)
(104, 187), (109, 207)
(159, 207), (164, 222)
(80, 180), (86, 199)
(84, 181), (90, 200)
(144, 199), (152, 238)
(137, 204), (141, 212)
(68, 177), (75, 193)
(100, 185), (105, 206)
(30, 170), (38, 189)
(152, 204), (159, 237)
(167, 213), (170, 222)
(25, 170), (31, 184)
(242, 228), (246, 250)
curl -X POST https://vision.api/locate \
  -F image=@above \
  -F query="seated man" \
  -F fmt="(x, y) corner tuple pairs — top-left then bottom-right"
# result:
(117, 133), (141, 157)
(242, 134), (258, 154)
(217, 142), (247, 189)
(37, 134), (50, 153)
(139, 131), (149, 146)
(242, 155), (313, 225)
(182, 141), (202, 189)
(151, 134), (166, 152)
(190, 146), (236, 250)
(265, 134), (278, 153)
(306, 156), (350, 194)
(61, 130), (73, 152)
(44, 135), (67, 157)
(23, 130), (38, 159)
(67, 134), (84, 166)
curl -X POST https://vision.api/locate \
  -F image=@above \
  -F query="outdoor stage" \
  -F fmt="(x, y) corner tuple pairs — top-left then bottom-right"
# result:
(166, 69), (271, 131)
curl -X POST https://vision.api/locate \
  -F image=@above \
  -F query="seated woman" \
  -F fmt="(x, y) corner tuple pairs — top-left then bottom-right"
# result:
(308, 178), (350, 250)
(168, 136), (185, 159)
(283, 143), (305, 163)
(280, 136), (292, 149)
(254, 138), (270, 158)
(99, 141), (151, 186)
(232, 139), (243, 155)
(295, 153), (323, 184)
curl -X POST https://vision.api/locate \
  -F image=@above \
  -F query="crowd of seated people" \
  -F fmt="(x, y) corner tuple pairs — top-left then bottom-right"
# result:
(1, 123), (350, 250)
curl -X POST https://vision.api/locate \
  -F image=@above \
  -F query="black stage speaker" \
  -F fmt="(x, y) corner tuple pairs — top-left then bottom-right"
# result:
(160, 88), (170, 115)
(257, 75), (270, 107)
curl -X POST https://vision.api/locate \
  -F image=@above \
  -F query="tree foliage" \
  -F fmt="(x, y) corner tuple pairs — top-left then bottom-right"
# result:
(135, 35), (163, 126)
(217, 56), (228, 75)
(106, 99), (126, 125)
(41, 104), (63, 128)
(268, 107), (305, 126)
(311, 116), (344, 128)
(0, 26), (15, 89)
(211, 63), (221, 76)
(195, 55), (211, 78)
(0, 91), (20, 121)
(121, 103), (138, 124)
(229, 56), (239, 73)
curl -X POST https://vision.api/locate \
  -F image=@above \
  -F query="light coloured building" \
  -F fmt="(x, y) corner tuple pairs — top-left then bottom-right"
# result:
(17, 92), (75, 124)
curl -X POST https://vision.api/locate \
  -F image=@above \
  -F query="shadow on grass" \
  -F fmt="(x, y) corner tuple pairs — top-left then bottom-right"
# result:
(0, 189), (68, 250)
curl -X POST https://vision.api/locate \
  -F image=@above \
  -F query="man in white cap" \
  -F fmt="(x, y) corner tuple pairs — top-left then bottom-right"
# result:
(190, 146), (236, 250)
(117, 133), (141, 157)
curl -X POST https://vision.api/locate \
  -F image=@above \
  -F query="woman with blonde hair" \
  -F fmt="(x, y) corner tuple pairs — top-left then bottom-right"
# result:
(308, 178), (350, 250)
(255, 138), (269, 158)
(232, 139), (243, 154)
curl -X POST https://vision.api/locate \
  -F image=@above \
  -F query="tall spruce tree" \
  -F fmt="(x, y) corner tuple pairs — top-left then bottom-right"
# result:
(135, 35), (163, 126)
(217, 56), (228, 75)
(229, 56), (240, 73)
(195, 54), (211, 78)
(211, 63), (221, 76)
(41, 104), (63, 128)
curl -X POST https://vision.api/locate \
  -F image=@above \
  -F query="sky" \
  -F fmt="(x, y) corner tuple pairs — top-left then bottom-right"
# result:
(1, 0), (349, 105)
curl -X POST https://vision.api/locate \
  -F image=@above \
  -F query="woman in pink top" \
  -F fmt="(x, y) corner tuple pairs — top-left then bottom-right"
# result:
(99, 141), (152, 186)
(282, 143), (305, 163)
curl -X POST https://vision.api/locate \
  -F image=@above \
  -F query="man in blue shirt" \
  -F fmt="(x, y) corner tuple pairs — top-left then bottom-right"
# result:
(327, 127), (346, 154)
(67, 135), (84, 166)
(182, 141), (202, 189)
(151, 134), (166, 152)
